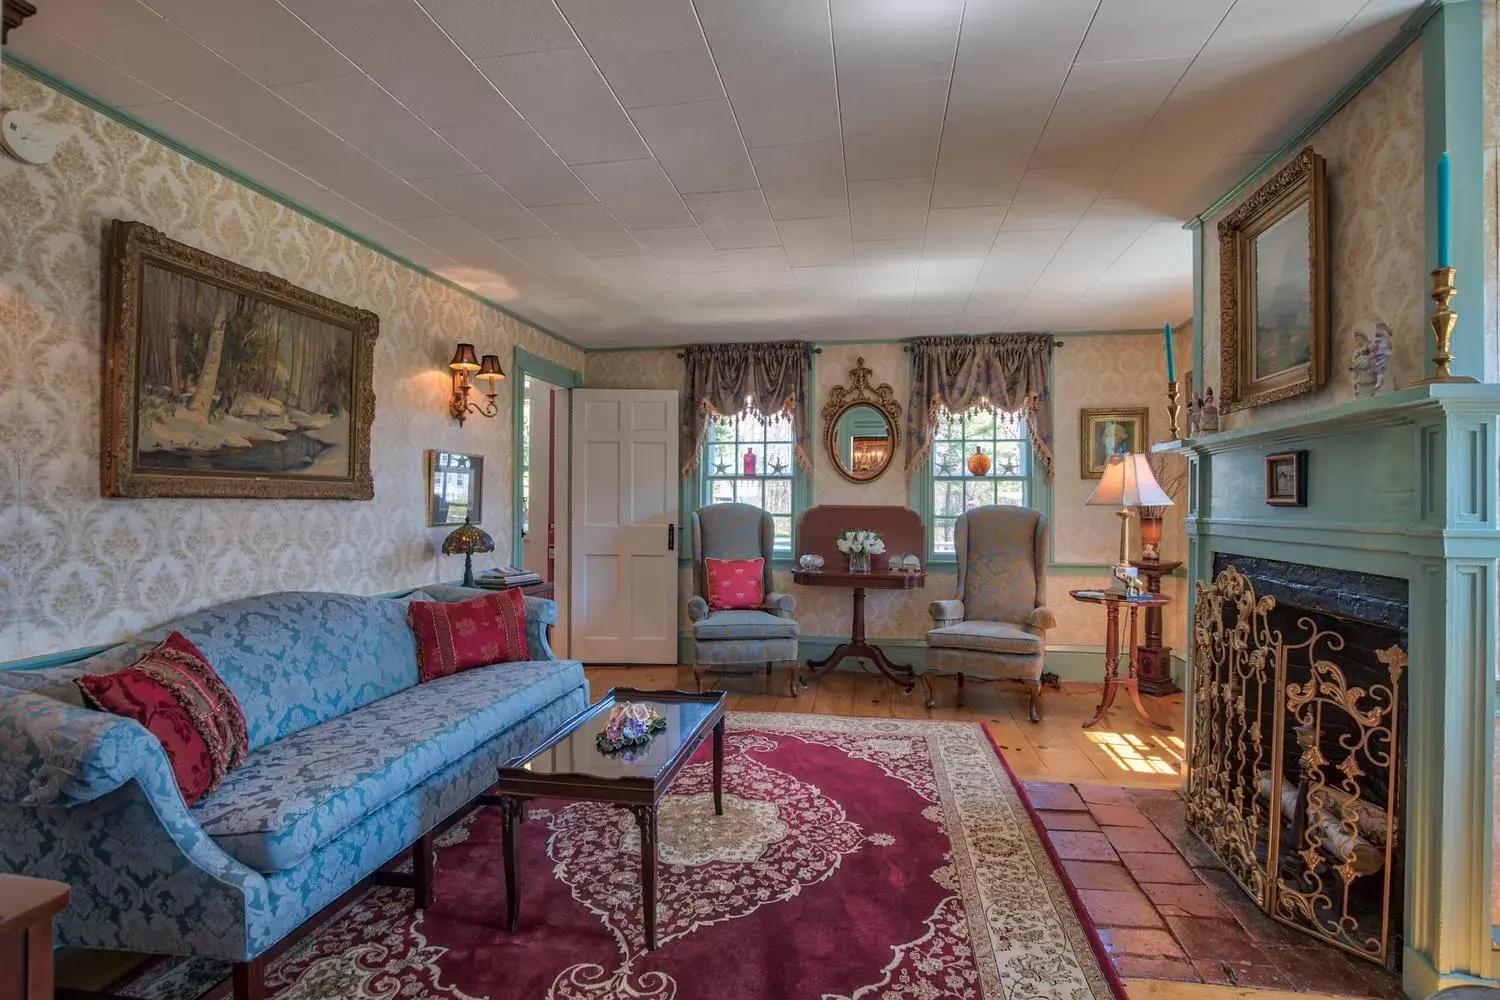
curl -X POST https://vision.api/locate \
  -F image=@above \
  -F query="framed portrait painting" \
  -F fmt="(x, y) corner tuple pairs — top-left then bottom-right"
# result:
(1218, 146), (1329, 413)
(1080, 408), (1149, 479)
(1265, 451), (1308, 507)
(102, 221), (378, 499)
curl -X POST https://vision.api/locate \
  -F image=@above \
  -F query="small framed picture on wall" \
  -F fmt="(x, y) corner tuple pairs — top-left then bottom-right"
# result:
(1264, 451), (1307, 507)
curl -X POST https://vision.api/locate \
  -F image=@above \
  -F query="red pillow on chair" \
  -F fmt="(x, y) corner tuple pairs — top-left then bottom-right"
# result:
(705, 557), (766, 611)
(75, 631), (249, 806)
(408, 588), (531, 682)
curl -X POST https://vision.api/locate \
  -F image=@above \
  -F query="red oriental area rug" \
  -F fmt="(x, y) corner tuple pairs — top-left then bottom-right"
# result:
(123, 714), (1125, 1000)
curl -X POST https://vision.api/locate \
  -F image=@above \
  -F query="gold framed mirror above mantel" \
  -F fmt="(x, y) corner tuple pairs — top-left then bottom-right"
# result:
(823, 357), (901, 484)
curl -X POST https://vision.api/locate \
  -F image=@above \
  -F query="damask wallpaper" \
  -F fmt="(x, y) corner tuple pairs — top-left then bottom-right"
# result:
(0, 69), (584, 662)
(1199, 43), (1426, 429)
(587, 338), (1186, 654)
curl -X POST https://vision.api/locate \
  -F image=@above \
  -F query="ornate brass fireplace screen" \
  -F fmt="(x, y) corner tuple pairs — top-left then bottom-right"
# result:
(1186, 566), (1405, 965)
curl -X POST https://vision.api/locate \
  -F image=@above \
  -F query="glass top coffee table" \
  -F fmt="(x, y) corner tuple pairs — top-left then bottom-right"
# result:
(495, 687), (727, 950)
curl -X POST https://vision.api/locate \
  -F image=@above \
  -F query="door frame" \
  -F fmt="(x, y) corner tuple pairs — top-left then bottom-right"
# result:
(511, 347), (582, 565)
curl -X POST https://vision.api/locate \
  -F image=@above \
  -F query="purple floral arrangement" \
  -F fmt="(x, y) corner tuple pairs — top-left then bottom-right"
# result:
(596, 702), (666, 754)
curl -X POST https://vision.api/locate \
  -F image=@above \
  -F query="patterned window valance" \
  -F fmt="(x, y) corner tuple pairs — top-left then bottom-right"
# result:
(681, 341), (814, 477)
(905, 333), (1055, 481)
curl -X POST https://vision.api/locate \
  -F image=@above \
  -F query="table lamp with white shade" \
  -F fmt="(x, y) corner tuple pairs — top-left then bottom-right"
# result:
(1086, 453), (1174, 593)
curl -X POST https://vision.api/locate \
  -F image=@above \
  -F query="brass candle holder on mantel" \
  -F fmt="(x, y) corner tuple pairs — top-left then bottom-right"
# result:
(1410, 266), (1478, 385)
(1166, 379), (1182, 439)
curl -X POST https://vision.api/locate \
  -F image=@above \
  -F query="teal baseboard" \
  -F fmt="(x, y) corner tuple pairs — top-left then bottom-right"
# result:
(678, 632), (1189, 689)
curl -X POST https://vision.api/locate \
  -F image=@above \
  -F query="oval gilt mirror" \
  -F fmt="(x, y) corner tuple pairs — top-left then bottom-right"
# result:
(823, 358), (902, 484)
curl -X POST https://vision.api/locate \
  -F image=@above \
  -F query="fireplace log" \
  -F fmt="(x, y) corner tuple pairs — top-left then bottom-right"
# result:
(1255, 773), (1385, 876)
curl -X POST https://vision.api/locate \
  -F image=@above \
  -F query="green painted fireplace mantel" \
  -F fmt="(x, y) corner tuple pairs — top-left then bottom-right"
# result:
(1157, 383), (1500, 996)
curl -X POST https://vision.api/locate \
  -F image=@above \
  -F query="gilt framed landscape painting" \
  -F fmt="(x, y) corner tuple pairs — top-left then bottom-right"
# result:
(1218, 146), (1328, 413)
(102, 221), (378, 499)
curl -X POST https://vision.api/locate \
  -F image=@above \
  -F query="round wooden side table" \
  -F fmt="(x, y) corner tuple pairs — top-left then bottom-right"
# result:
(792, 569), (924, 690)
(1068, 589), (1173, 732)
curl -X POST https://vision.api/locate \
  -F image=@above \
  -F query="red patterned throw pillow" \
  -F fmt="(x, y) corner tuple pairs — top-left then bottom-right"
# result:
(408, 588), (531, 683)
(76, 631), (249, 806)
(705, 557), (765, 611)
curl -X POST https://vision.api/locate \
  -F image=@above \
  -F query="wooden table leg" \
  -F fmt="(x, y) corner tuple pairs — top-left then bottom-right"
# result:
(1083, 602), (1122, 729)
(802, 587), (916, 691)
(500, 795), (522, 933)
(1124, 605), (1172, 731)
(633, 805), (659, 950)
(713, 716), (724, 816)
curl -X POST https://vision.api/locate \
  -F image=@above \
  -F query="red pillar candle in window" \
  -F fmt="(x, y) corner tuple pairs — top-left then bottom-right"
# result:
(743, 447), (756, 476)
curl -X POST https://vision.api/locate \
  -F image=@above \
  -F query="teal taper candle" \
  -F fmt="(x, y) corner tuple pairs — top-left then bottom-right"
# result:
(1163, 322), (1176, 383)
(1437, 151), (1451, 268)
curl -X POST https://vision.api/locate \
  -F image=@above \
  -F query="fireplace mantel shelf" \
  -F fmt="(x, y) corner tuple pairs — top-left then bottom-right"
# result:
(1152, 382), (1500, 455)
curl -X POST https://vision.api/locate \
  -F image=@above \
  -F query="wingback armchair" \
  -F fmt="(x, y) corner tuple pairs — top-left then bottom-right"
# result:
(924, 505), (1055, 721)
(688, 503), (801, 695)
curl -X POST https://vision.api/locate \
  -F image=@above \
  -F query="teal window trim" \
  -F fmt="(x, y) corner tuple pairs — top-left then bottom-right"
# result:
(512, 348), (581, 564)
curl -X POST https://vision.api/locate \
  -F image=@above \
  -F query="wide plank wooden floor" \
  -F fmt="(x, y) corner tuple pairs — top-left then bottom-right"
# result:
(585, 664), (1189, 790)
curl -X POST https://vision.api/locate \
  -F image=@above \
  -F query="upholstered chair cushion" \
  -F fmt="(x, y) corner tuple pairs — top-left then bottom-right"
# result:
(76, 631), (249, 805)
(692, 610), (800, 641)
(407, 589), (530, 683)
(957, 506), (1046, 625)
(927, 621), (1043, 656)
(705, 557), (766, 610)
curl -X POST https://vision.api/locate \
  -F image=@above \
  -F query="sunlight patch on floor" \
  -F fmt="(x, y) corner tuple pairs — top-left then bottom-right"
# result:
(1084, 729), (1184, 775)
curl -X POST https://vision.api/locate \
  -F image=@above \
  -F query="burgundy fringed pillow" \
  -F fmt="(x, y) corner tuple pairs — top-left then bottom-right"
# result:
(408, 588), (531, 683)
(76, 631), (249, 805)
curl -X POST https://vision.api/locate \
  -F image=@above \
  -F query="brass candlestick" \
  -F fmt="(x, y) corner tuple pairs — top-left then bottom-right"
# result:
(1166, 379), (1182, 438)
(1411, 266), (1478, 385)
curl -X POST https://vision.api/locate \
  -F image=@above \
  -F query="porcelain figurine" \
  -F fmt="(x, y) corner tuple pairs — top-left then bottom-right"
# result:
(1198, 388), (1220, 433)
(1350, 321), (1392, 399)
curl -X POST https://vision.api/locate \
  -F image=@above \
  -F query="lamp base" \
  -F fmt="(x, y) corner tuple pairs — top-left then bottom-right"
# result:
(462, 554), (476, 588)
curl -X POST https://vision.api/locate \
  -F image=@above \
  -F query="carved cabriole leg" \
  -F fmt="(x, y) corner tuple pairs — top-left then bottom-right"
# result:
(956, 672), (966, 708)
(922, 671), (936, 710)
(412, 832), (434, 909)
(500, 796), (523, 933)
(692, 663), (704, 691)
(233, 957), (265, 1000)
(1026, 678), (1042, 724)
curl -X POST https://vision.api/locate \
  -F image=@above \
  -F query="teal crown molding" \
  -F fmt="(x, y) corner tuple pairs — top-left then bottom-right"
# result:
(3, 54), (589, 357)
(1183, 0), (1444, 231)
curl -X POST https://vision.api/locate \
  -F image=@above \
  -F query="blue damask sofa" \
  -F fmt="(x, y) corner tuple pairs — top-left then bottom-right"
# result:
(0, 586), (587, 997)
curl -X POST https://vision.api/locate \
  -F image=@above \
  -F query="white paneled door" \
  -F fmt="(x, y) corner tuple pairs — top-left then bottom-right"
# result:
(569, 389), (680, 664)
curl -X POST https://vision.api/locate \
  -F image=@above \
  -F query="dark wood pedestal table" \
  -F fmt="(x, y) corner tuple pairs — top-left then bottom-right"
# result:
(792, 569), (925, 691)
(1128, 559), (1182, 696)
(495, 688), (726, 951)
(1069, 590), (1173, 732)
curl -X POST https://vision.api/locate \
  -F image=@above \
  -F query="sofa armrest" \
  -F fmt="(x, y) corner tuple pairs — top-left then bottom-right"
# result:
(763, 592), (796, 618)
(523, 596), (558, 660)
(0, 687), (155, 807)
(929, 599), (964, 627)
(687, 596), (710, 622)
(1027, 606), (1058, 633)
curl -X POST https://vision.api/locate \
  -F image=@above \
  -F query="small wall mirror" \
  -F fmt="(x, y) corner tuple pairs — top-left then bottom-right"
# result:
(823, 358), (902, 484)
(427, 450), (484, 525)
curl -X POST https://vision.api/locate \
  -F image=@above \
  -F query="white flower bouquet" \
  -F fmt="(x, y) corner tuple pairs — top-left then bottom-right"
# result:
(835, 529), (885, 572)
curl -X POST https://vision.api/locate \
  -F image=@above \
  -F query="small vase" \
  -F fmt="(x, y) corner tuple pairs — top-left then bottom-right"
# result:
(849, 551), (871, 573)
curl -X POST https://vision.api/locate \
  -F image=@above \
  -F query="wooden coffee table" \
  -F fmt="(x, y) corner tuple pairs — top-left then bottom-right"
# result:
(495, 687), (727, 950)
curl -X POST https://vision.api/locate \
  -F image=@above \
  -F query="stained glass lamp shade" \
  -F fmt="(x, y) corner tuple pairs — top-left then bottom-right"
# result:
(442, 516), (494, 587)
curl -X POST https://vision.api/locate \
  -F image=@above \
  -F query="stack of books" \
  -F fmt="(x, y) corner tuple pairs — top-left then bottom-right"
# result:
(476, 564), (543, 589)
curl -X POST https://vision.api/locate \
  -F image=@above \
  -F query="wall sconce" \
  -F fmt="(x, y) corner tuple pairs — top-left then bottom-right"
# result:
(448, 343), (505, 425)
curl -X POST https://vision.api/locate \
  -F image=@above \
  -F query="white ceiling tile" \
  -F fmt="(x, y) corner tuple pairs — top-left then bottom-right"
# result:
(589, 253), (670, 287)
(749, 140), (848, 220)
(410, 173), (553, 241)
(915, 256), (984, 296)
(1078, 0), (1236, 63)
(8, 28), (168, 108)
(1030, 56), (1193, 170)
(144, 0), (359, 86)
(958, 292), (1022, 333)
(776, 216), (853, 267)
(721, 247), (796, 289)
(28, 0), (162, 35)
(436, 123), (597, 206)
(500, 236), (603, 282)
(1063, 198), (1162, 254)
(684, 190), (780, 250)
(829, 0), (964, 86)
(281, 0), (522, 127)
(475, 48), (648, 166)
(848, 177), (933, 242)
(553, 0), (723, 109)
(973, 228), (1070, 293)
(921, 206), (1006, 255)
(943, 0), (1098, 131)
(274, 75), (473, 180)
(398, 214), (539, 283)
(854, 239), (920, 305)
(530, 203), (644, 258)
(630, 227), (726, 273)
(1025, 248), (1121, 300)
(840, 77), (948, 182)
(629, 100), (757, 194)
(572, 158), (695, 229)
(1001, 167), (1110, 232)
(794, 264), (857, 302)
(930, 126), (1037, 209)
(418, 0), (579, 59)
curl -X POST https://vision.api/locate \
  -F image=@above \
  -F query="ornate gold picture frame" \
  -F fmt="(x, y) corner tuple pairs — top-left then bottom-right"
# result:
(822, 357), (901, 484)
(1079, 407), (1148, 479)
(1218, 146), (1328, 413)
(102, 221), (378, 499)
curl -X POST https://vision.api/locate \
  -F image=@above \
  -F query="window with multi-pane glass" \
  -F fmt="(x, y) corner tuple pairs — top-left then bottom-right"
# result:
(930, 408), (1030, 556)
(702, 408), (796, 552)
